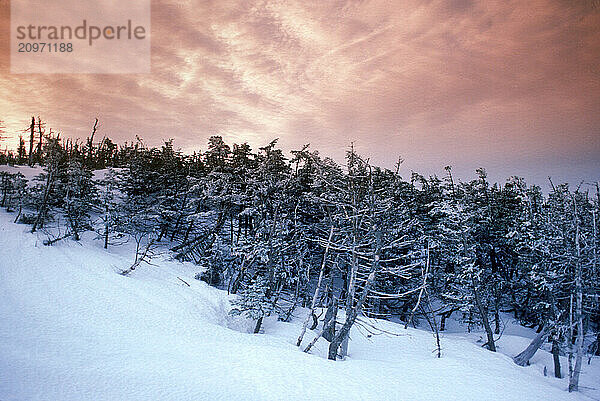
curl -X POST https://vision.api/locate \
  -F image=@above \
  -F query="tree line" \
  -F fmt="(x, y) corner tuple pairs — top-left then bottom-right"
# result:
(0, 118), (598, 391)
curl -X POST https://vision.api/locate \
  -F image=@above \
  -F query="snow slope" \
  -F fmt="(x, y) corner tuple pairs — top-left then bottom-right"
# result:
(0, 210), (598, 401)
(0, 164), (43, 181)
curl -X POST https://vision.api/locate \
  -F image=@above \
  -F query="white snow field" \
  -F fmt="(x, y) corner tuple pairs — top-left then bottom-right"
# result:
(1, 210), (598, 401)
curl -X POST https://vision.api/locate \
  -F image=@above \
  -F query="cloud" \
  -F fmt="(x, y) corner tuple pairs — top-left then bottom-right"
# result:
(0, 0), (598, 185)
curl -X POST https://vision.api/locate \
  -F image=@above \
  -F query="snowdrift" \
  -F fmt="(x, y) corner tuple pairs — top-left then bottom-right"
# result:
(0, 211), (597, 401)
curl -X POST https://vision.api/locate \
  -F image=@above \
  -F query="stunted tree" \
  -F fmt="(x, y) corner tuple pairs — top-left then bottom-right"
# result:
(3, 128), (599, 375)
(115, 145), (163, 274)
(17, 136), (27, 164)
(509, 179), (565, 372)
(230, 276), (278, 333)
(204, 135), (231, 172)
(96, 169), (118, 249)
(0, 171), (26, 214)
(511, 182), (597, 390)
(298, 146), (421, 360)
(61, 158), (96, 241)
(30, 136), (65, 233)
(435, 198), (497, 352)
(560, 187), (592, 392)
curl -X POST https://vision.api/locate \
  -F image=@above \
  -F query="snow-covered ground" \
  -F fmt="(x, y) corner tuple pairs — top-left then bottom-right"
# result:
(0, 164), (43, 181)
(1, 210), (598, 401)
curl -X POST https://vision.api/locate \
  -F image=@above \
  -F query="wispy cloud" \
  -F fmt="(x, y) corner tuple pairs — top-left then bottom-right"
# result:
(0, 0), (598, 184)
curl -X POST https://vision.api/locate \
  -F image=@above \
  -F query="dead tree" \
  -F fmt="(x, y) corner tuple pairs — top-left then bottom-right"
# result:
(28, 117), (35, 166)
(35, 117), (44, 162)
(86, 118), (98, 167)
(513, 324), (552, 366)
(303, 298), (338, 354)
(120, 237), (157, 276)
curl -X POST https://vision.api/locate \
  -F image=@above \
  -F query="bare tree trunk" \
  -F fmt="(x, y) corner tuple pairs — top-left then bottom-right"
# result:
(513, 324), (551, 366)
(303, 306), (337, 354)
(420, 290), (442, 358)
(120, 237), (156, 276)
(13, 204), (22, 223)
(322, 297), (338, 342)
(104, 205), (109, 249)
(182, 219), (194, 244)
(568, 272), (585, 391)
(472, 278), (496, 352)
(171, 214), (183, 241)
(405, 243), (430, 329)
(552, 337), (562, 378)
(440, 309), (458, 331)
(86, 118), (98, 167)
(328, 244), (380, 361)
(28, 117), (35, 166)
(327, 277), (368, 359)
(229, 256), (246, 295)
(440, 310), (451, 331)
(494, 310), (501, 335)
(297, 226), (334, 347)
(569, 197), (585, 393)
(253, 316), (263, 334)
(36, 117), (43, 162)
(340, 241), (359, 358)
(230, 213), (234, 244)
(65, 190), (80, 241)
(568, 299), (584, 391)
(43, 232), (74, 246)
(31, 168), (54, 233)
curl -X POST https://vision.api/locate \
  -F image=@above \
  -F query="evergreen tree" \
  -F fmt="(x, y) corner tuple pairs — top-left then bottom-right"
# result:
(230, 276), (277, 334)
(30, 136), (67, 232)
(60, 158), (97, 240)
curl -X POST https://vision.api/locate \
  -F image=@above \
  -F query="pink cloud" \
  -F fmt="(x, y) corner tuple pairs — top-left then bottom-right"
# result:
(0, 0), (598, 185)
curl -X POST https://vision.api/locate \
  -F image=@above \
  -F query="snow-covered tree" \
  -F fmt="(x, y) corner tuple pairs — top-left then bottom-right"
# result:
(61, 159), (97, 241)
(30, 136), (66, 232)
(230, 275), (277, 333)
(0, 171), (27, 214)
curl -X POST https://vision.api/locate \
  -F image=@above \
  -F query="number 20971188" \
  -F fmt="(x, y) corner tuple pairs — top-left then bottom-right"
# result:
(17, 42), (73, 52)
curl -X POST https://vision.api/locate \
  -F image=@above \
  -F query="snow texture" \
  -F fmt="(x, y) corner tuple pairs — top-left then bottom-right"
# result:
(0, 210), (598, 401)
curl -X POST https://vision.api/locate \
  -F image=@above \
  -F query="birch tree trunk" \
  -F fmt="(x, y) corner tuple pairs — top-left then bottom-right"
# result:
(568, 196), (585, 392)
(568, 276), (584, 392)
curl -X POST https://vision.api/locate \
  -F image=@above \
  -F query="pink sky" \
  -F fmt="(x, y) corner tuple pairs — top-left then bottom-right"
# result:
(1, 0), (599, 186)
